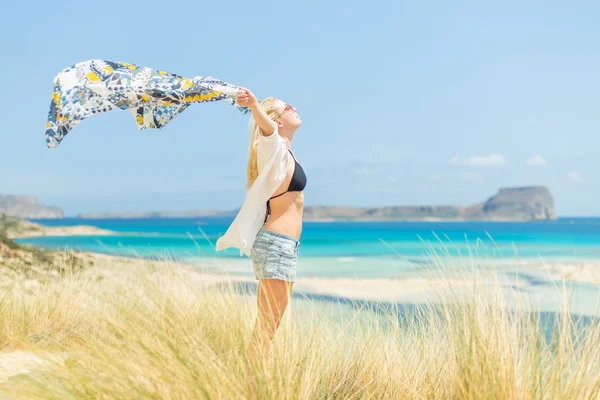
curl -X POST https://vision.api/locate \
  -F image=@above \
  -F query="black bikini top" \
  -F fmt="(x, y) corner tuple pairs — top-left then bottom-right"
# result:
(283, 149), (307, 193)
(265, 149), (307, 221)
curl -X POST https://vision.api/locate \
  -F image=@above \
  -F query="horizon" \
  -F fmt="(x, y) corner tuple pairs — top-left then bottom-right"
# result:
(0, 184), (584, 218)
(10, 185), (591, 219)
(2, 1), (599, 217)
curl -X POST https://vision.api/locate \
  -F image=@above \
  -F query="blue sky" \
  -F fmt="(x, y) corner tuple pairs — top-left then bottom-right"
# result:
(2, 0), (599, 216)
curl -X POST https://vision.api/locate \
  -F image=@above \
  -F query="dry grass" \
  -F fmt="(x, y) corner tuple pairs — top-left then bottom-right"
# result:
(0, 255), (599, 399)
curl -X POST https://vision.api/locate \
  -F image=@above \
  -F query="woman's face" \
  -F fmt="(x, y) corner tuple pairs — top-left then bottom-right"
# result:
(273, 99), (301, 130)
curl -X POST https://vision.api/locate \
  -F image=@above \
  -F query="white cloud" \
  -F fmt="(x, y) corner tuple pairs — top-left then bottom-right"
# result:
(568, 170), (594, 184)
(568, 170), (582, 183)
(460, 172), (485, 184)
(527, 155), (547, 166)
(449, 153), (507, 167)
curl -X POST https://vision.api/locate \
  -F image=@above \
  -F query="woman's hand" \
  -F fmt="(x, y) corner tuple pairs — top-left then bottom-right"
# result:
(236, 87), (276, 135)
(236, 87), (259, 110)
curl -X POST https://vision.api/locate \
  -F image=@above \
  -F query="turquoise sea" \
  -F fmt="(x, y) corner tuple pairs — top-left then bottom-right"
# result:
(15, 217), (600, 279)
(14, 217), (600, 317)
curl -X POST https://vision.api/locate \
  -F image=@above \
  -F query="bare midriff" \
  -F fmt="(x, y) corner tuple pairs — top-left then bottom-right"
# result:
(263, 150), (304, 240)
(264, 191), (304, 240)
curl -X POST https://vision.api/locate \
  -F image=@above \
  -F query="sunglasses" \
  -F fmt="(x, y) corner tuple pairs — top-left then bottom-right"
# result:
(282, 103), (297, 114)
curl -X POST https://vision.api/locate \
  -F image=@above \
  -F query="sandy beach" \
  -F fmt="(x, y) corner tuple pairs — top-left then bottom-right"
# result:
(47, 251), (600, 307)
(535, 262), (600, 286)
(7, 225), (114, 239)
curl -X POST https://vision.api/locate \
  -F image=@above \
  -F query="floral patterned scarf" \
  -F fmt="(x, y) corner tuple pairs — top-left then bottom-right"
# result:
(45, 59), (248, 148)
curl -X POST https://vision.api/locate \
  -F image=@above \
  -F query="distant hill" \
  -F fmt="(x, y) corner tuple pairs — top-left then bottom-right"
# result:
(77, 186), (556, 222)
(0, 195), (63, 219)
(304, 186), (556, 221)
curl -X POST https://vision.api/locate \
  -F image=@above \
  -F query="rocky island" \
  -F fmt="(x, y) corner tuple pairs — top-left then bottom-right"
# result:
(304, 186), (556, 222)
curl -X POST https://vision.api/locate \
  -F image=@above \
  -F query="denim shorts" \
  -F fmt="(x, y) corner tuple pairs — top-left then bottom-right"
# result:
(250, 227), (300, 283)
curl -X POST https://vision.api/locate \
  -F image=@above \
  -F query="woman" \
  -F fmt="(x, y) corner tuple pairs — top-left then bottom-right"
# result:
(215, 87), (306, 385)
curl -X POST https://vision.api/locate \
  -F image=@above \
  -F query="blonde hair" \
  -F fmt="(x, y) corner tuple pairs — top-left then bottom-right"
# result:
(246, 97), (283, 189)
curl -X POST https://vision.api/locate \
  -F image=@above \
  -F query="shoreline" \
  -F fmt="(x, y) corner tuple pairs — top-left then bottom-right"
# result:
(59, 250), (600, 317)
(9, 239), (600, 288)
(58, 249), (600, 295)
(2, 240), (600, 317)
(9, 225), (115, 239)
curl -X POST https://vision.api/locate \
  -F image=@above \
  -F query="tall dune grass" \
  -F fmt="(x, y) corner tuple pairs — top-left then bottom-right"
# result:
(1, 254), (599, 399)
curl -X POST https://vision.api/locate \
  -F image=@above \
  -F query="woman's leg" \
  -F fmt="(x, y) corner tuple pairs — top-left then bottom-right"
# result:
(246, 278), (293, 398)
(248, 278), (294, 365)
